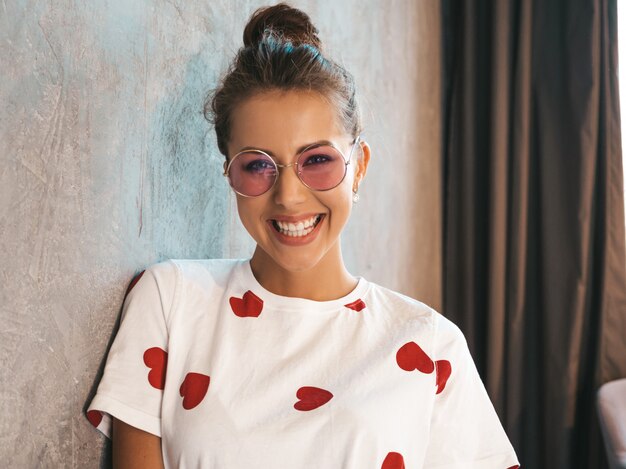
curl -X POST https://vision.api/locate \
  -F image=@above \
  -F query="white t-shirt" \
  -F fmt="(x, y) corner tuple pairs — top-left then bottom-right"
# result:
(86, 258), (520, 469)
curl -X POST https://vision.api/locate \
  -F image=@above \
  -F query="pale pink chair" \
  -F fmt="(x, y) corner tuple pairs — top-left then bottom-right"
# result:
(598, 378), (626, 469)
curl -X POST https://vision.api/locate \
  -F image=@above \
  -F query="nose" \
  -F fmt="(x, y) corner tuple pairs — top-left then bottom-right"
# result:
(272, 164), (308, 207)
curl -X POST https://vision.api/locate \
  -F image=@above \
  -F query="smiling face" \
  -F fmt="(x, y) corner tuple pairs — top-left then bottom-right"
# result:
(226, 89), (369, 276)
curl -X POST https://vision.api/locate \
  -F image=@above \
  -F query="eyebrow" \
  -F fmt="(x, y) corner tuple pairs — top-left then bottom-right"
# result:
(236, 139), (336, 157)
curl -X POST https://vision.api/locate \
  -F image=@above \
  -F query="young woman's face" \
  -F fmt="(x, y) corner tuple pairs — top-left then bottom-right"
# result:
(226, 89), (369, 274)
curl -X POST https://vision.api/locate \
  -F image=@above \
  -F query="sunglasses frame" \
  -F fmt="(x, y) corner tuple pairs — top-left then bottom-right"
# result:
(223, 135), (362, 198)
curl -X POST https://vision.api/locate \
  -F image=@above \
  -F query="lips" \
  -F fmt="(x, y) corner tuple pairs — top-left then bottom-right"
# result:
(267, 214), (326, 245)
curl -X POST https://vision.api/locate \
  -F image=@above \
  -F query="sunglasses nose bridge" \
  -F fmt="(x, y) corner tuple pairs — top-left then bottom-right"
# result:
(274, 160), (305, 183)
(275, 161), (297, 170)
(271, 160), (310, 205)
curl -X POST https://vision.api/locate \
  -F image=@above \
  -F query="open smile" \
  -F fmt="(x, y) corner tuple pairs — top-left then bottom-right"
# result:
(267, 214), (326, 245)
(271, 214), (323, 237)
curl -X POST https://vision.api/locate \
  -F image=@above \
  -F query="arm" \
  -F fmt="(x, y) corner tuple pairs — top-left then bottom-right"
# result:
(422, 313), (520, 467)
(112, 417), (165, 469)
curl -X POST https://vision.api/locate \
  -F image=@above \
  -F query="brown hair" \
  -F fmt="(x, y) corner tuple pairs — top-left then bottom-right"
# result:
(205, 2), (363, 158)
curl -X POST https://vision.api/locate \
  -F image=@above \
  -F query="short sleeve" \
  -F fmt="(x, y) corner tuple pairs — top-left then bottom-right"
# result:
(423, 314), (521, 469)
(85, 261), (177, 439)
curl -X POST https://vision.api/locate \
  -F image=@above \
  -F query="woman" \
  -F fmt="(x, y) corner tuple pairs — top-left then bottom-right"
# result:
(86, 4), (520, 468)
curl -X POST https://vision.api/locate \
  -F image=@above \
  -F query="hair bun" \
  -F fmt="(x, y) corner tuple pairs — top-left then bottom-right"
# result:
(243, 2), (322, 50)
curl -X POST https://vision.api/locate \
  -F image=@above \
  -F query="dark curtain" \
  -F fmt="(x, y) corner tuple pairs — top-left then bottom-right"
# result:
(441, 1), (626, 468)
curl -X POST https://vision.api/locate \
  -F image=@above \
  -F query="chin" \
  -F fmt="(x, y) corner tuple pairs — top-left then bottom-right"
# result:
(272, 251), (325, 274)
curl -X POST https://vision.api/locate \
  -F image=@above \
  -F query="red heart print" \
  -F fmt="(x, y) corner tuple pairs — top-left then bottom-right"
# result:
(230, 290), (263, 317)
(381, 451), (405, 469)
(86, 410), (103, 428)
(435, 360), (452, 394)
(125, 270), (145, 297)
(507, 466), (520, 469)
(143, 347), (168, 390)
(345, 299), (366, 312)
(396, 341), (435, 374)
(179, 372), (210, 410)
(294, 386), (333, 411)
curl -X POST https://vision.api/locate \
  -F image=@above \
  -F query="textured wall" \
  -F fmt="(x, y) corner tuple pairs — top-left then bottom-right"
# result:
(0, 0), (440, 466)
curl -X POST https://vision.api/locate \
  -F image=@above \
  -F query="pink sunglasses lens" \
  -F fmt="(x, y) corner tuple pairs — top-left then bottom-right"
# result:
(228, 152), (277, 196)
(297, 146), (346, 190)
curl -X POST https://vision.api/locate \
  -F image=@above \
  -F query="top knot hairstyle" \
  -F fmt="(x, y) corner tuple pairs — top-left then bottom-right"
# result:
(205, 2), (363, 158)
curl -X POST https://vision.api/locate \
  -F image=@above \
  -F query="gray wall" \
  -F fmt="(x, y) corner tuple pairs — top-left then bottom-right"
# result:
(0, 1), (441, 466)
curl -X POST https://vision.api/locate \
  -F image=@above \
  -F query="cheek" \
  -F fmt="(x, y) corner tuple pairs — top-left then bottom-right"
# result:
(323, 185), (354, 216)
(235, 197), (261, 228)
(341, 172), (357, 198)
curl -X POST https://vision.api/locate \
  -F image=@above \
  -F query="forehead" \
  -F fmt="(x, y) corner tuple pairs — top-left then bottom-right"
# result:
(228, 90), (346, 157)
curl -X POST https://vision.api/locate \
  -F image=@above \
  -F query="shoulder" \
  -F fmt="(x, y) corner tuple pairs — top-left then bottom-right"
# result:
(365, 280), (467, 346)
(148, 258), (246, 308)
(365, 280), (438, 326)
(141, 258), (242, 283)
(125, 258), (243, 318)
(167, 258), (243, 287)
(427, 312), (471, 364)
(121, 261), (180, 321)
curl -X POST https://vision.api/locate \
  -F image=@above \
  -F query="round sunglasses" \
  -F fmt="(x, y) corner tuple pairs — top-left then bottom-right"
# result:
(223, 136), (361, 197)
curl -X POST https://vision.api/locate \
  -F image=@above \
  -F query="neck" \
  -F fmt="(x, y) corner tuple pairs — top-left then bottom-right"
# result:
(249, 243), (358, 301)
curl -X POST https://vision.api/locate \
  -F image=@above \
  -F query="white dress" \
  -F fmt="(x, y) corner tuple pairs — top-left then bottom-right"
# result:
(86, 258), (520, 469)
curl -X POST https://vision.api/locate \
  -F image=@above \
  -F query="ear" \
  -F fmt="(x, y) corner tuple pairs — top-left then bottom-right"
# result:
(353, 140), (371, 190)
(223, 159), (228, 174)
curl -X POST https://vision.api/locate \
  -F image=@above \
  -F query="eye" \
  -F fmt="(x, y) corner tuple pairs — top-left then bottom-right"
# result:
(243, 158), (274, 173)
(302, 152), (333, 166)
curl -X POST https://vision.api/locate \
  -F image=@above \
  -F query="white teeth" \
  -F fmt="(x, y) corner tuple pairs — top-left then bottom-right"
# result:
(274, 215), (321, 237)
